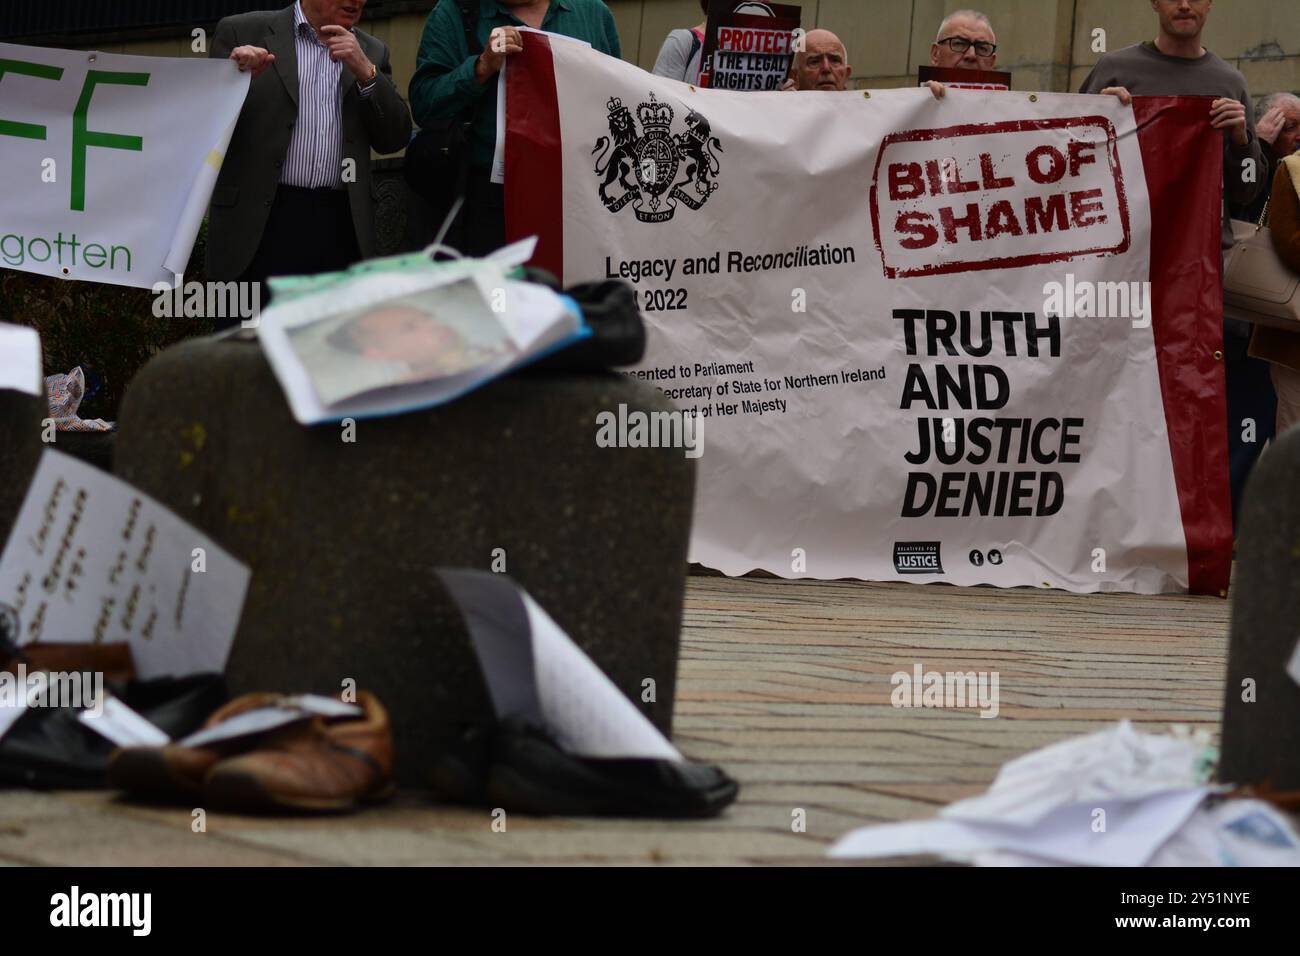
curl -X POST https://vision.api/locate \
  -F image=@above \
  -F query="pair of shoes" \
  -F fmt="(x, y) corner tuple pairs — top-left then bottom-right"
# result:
(431, 718), (739, 818)
(107, 692), (394, 813)
(0, 674), (226, 790)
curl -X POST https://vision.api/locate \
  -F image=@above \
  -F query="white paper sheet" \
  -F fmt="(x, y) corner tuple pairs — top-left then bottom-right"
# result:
(1149, 798), (1300, 867)
(941, 720), (1212, 827)
(830, 788), (1208, 867)
(829, 722), (1224, 866)
(0, 450), (250, 679)
(178, 695), (360, 748)
(80, 695), (170, 748)
(0, 323), (42, 396)
(491, 63), (507, 185)
(522, 592), (682, 761)
(486, 235), (538, 269)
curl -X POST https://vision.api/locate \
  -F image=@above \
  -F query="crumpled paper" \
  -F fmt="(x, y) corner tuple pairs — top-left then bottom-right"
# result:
(827, 721), (1275, 867)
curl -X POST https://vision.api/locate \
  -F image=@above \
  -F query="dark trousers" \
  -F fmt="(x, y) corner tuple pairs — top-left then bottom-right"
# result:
(459, 174), (505, 259)
(226, 185), (361, 330)
(1224, 324), (1277, 530)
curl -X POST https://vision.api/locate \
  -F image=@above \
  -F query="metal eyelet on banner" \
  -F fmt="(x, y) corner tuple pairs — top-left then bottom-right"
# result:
(863, 91), (870, 99)
(1213, 350), (1224, 361)
(689, 85), (696, 92)
(88, 54), (96, 63)
(1029, 94), (1038, 102)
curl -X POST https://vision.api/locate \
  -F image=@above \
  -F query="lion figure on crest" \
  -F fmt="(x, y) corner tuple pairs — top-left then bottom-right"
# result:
(592, 98), (639, 207)
(674, 110), (723, 197)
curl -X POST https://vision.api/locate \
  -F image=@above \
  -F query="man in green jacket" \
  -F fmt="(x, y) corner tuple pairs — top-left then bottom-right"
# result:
(410, 0), (621, 256)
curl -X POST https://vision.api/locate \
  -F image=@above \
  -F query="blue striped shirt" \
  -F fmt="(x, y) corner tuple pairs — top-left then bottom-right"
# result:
(282, 2), (375, 189)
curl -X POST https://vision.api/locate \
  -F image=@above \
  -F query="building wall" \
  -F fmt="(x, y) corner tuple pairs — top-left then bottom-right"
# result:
(76, 1), (1300, 103)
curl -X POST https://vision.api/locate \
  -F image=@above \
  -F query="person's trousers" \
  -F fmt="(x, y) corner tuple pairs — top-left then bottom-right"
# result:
(1272, 363), (1300, 438)
(226, 185), (362, 330)
(1224, 325), (1277, 529)
(459, 174), (505, 259)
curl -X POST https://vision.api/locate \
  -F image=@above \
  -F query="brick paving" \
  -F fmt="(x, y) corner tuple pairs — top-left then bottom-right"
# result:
(0, 576), (1231, 865)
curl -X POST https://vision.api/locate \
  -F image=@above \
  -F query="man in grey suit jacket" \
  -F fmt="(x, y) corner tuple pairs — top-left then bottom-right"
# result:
(207, 0), (411, 302)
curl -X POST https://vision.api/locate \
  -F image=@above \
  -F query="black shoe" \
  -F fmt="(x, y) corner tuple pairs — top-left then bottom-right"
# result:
(429, 722), (495, 805)
(484, 719), (739, 819)
(0, 674), (227, 790)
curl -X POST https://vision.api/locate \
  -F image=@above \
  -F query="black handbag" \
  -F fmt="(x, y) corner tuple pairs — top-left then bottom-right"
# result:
(403, 0), (482, 218)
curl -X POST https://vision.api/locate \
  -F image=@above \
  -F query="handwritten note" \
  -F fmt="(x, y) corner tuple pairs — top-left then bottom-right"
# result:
(0, 450), (250, 678)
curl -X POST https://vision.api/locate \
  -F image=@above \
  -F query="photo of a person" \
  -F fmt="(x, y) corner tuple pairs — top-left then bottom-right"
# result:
(285, 279), (515, 407)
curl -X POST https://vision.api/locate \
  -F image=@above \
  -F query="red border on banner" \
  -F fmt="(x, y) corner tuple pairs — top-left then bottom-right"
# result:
(1133, 97), (1232, 595)
(505, 36), (564, 277)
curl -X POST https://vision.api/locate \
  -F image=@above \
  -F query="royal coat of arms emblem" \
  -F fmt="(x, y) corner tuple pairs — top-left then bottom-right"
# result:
(592, 93), (723, 223)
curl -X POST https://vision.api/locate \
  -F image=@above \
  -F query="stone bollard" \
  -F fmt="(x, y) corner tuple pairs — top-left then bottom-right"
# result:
(114, 336), (696, 785)
(1218, 424), (1300, 790)
(0, 387), (46, 549)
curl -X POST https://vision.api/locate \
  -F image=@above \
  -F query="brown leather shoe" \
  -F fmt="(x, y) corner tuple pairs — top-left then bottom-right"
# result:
(203, 692), (395, 813)
(107, 692), (287, 800)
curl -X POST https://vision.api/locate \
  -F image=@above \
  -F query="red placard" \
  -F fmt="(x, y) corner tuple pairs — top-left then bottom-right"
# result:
(698, 1), (803, 91)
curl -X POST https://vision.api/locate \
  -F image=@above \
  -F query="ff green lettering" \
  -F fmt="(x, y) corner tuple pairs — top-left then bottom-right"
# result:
(0, 58), (64, 141)
(72, 69), (149, 212)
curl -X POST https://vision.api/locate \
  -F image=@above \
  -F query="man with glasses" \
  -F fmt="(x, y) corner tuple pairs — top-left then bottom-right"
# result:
(920, 9), (997, 99)
(931, 9), (997, 71)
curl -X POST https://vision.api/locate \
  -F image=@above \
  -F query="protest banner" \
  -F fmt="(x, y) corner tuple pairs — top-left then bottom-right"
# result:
(506, 37), (1231, 596)
(699, 1), (802, 91)
(0, 42), (248, 290)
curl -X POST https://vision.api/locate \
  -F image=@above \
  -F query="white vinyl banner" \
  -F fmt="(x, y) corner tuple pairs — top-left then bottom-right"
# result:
(0, 43), (249, 289)
(510, 40), (1231, 595)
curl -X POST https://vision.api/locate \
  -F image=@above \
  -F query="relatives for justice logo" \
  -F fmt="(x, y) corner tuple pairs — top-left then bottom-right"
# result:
(893, 541), (944, 574)
(593, 93), (723, 223)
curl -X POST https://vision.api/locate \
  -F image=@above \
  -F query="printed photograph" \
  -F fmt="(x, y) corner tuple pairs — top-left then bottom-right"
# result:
(284, 280), (516, 406)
